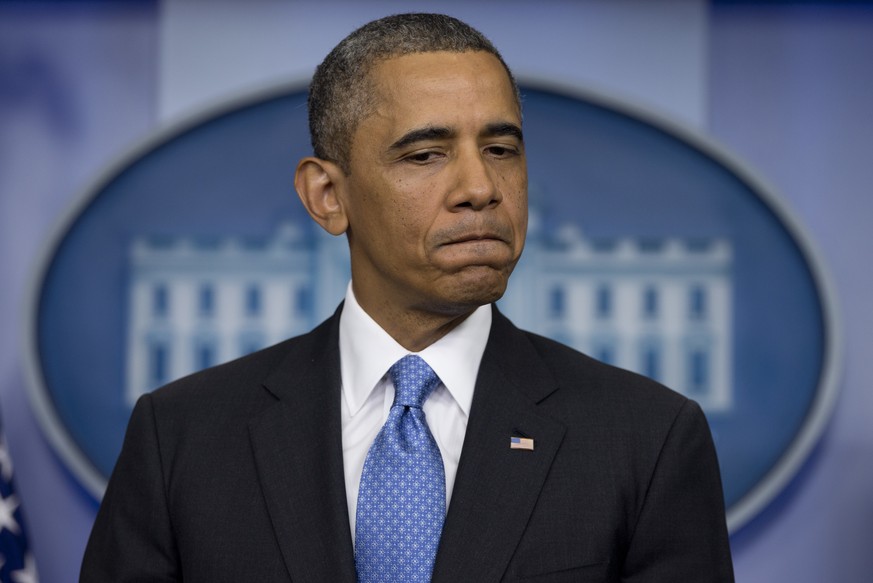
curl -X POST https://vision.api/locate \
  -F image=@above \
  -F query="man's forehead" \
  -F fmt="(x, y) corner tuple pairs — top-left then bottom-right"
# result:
(367, 51), (520, 116)
(372, 51), (512, 93)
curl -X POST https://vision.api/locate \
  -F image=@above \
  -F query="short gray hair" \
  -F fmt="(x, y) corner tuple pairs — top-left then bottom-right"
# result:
(308, 13), (520, 173)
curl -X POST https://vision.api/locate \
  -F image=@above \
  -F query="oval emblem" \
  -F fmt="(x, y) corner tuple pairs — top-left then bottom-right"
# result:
(26, 83), (840, 533)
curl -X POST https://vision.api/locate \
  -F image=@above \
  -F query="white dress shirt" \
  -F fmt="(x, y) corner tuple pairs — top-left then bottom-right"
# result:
(339, 283), (492, 539)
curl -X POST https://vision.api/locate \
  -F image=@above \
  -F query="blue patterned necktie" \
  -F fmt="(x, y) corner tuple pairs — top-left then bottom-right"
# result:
(355, 355), (446, 583)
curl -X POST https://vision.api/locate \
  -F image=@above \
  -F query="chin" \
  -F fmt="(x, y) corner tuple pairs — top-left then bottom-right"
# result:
(438, 268), (510, 310)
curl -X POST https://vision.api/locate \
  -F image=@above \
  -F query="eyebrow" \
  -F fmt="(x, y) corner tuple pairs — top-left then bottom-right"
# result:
(387, 121), (524, 153)
(388, 126), (455, 152)
(483, 122), (524, 143)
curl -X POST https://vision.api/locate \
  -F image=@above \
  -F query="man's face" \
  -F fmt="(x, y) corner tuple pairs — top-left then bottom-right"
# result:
(339, 50), (528, 319)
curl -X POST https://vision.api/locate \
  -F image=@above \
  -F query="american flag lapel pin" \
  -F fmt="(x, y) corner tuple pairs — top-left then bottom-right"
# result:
(510, 436), (534, 451)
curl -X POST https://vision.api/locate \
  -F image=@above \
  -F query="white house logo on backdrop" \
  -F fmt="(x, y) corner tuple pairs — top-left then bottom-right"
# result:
(25, 82), (839, 534)
(125, 217), (733, 413)
(123, 223), (350, 406)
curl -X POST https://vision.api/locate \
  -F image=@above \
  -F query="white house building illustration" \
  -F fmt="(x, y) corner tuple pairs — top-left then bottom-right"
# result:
(125, 217), (733, 412)
(123, 222), (349, 405)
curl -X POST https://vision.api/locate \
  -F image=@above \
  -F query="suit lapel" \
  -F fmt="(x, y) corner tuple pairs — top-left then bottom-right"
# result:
(433, 309), (566, 582)
(248, 310), (357, 582)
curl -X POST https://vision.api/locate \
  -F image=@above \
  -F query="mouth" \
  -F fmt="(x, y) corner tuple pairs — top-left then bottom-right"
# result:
(444, 232), (507, 245)
(437, 220), (513, 248)
(431, 220), (518, 269)
(433, 227), (517, 270)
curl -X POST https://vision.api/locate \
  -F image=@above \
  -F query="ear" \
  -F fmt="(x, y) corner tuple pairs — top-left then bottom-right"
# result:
(294, 157), (349, 236)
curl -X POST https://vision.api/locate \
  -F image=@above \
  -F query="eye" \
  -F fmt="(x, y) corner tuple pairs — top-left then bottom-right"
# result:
(403, 150), (443, 164)
(485, 142), (521, 158)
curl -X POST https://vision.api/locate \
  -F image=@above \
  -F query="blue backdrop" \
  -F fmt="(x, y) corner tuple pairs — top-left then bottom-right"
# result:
(1, 2), (871, 581)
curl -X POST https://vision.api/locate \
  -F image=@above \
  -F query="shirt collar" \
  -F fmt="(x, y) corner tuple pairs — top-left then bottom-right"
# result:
(339, 282), (491, 419)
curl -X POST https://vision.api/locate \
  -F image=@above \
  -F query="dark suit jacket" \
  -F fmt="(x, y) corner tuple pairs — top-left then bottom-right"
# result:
(81, 306), (734, 582)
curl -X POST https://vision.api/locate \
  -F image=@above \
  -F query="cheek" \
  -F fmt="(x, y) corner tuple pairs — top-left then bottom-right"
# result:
(504, 177), (529, 244)
(372, 201), (427, 249)
(503, 179), (528, 215)
(391, 179), (442, 234)
(498, 166), (527, 196)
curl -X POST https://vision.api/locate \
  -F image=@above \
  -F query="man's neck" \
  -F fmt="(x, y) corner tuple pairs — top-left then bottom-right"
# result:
(351, 287), (479, 352)
(379, 309), (476, 352)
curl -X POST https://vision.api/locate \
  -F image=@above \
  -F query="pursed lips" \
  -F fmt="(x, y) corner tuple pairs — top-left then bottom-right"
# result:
(435, 230), (515, 264)
(435, 221), (514, 248)
(445, 232), (506, 245)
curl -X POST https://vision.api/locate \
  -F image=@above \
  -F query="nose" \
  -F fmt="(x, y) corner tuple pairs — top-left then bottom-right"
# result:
(448, 148), (502, 211)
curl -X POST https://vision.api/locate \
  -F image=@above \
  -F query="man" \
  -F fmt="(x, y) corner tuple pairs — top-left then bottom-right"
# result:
(81, 13), (734, 582)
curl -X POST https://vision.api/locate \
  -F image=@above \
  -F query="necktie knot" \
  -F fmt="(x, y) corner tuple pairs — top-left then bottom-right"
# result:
(389, 355), (440, 409)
